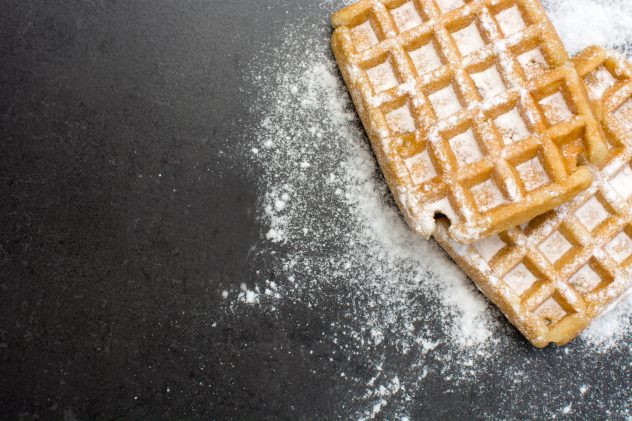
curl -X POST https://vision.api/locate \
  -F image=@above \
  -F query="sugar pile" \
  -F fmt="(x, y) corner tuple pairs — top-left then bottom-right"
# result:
(543, 0), (632, 55)
(227, 0), (632, 417)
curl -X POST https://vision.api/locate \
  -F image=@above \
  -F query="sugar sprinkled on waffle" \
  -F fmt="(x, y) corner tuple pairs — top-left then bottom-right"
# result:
(331, 0), (606, 243)
(435, 46), (632, 347)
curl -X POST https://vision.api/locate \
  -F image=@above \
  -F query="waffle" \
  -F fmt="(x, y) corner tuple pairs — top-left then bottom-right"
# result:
(331, 0), (607, 243)
(435, 46), (632, 347)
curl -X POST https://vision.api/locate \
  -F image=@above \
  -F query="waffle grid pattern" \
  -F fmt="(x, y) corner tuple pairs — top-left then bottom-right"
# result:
(332, 0), (606, 243)
(435, 47), (632, 347)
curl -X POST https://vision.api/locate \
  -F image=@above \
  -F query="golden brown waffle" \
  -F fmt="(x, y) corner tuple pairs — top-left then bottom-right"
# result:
(435, 46), (632, 347)
(331, 0), (607, 243)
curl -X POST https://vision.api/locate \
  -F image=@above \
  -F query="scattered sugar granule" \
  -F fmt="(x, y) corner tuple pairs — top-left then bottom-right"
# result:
(225, 1), (632, 417)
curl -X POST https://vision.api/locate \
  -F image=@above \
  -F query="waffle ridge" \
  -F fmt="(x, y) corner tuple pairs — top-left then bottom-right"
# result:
(435, 46), (632, 347)
(331, 0), (607, 243)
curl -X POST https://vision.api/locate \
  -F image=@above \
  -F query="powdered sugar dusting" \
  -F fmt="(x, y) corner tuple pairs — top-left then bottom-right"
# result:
(516, 157), (550, 192)
(543, 0), (632, 54)
(428, 84), (462, 119)
(471, 66), (507, 100)
(225, 0), (632, 417)
(436, 0), (465, 13)
(390, 1), (423, 33)
(517, 48), (549, 76)
(404, 150), (437, 184)
(238, 16), (505, 415)
(409, 42), (443, 74)
(539, 230), (572, 264)
(473, 235), (506, 262)
(451, 22), (486, 56)
(367, 60), (399, 93)
(494, 107), (530, 144)
(449, 129), (482, 166)
(539, 92), (574, 125)
(585, 66), (616, 100)
(505, 263), (537, 295)
(386, 104), (416, 133)
(582, 289), (632, 348)
(351, 19), (379, 52)
(495, 6), (527, 36)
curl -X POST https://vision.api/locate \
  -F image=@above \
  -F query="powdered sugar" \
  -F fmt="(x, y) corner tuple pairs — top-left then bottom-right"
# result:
(569, 264), (603, 294)
(351, 19), (379, 52)
(451, 22), (486, 56)
(428, 84), (462, 119)
(516, 157), (550, 192)
(605, 232), (632, 263)
(473, 234), (506, 262)
(408, 41), (443, 74)
(585, 66), (617, 100)
(226, 0), (632, 417)
(386, 104), (416, 133)
(471, 65), (507, 100)
(504, 263), (537, 295)
(404, 150), (437, 184)
(239, 17), (500, 415)
(471, 178), (507, 212)
(543, 0), (632, 55)
(390, 1), (423, 33)
(449, 129), (482, 166)
(574, 196), (609, 231)
(614, 98), (632, 130)
(539, 91), (574, 125)
(494, 107), (530, 144)
(367, 59), (399, 93)
(539, 230), (573, 264)
(436, 0), (465, 13)
(517, 48), (549, 76)
(495, 6), (527, 36)
(609, 162), (632, 199)
(582, 288), (632, 348)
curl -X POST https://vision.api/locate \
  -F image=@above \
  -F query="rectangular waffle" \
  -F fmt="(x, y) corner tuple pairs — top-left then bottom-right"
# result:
(331, 0), (607, 243)
(435, 46), (632, 347)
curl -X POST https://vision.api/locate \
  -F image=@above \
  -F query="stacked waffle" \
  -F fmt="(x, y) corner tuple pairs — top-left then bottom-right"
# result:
(331, 0), (632, 347)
